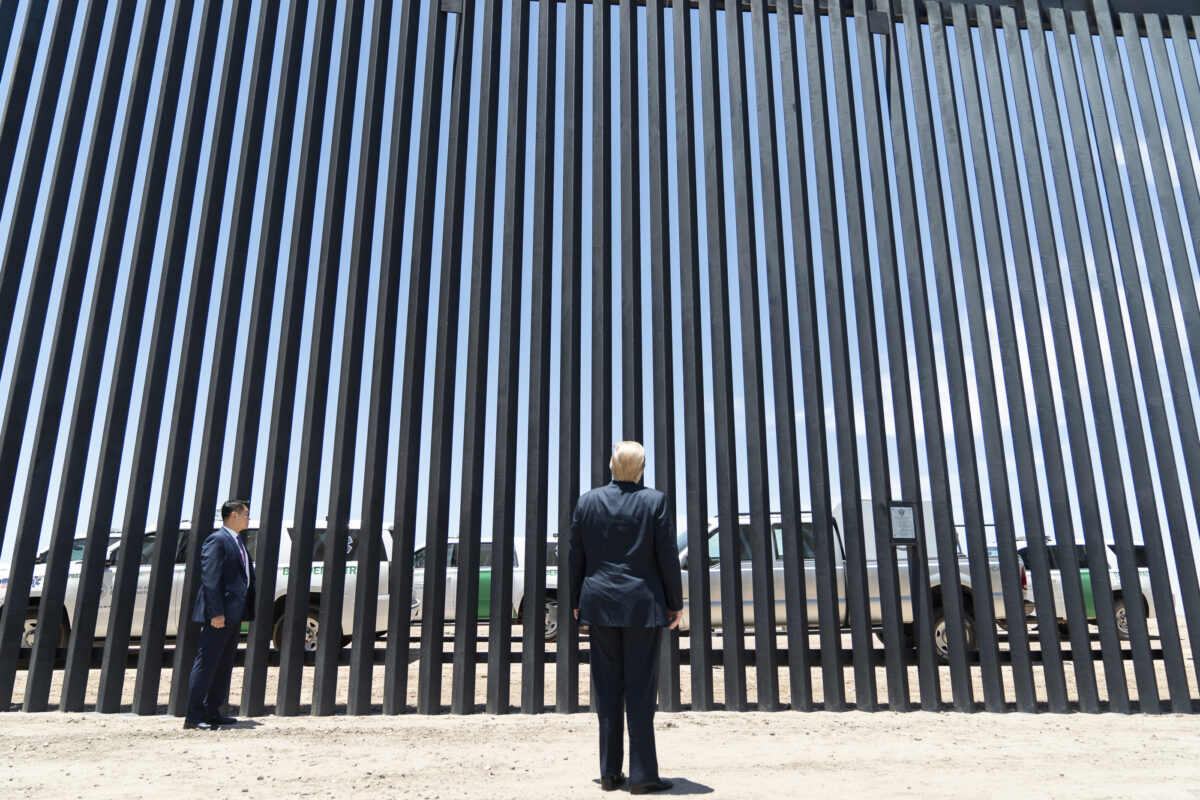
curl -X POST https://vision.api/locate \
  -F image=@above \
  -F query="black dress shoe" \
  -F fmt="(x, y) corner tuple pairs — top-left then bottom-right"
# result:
(600, 773), (626, 791)
(182, 720), (219, 731)
(630, 779), (673, 795)
(205, 714), (238, 726)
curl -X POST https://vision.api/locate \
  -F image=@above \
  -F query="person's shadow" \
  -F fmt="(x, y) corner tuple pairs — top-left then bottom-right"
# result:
(657, 778), (713, 795)
(221, 719), (264, 730)
(592, 778), (713, 795)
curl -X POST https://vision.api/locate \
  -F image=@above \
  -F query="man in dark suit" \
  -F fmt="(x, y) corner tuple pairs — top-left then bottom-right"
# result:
(184, 499), (256, 730)
(570, 442), (683, 795)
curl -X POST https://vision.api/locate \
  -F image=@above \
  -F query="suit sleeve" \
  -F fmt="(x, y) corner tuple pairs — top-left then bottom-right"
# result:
(199, 533), (225, 619)
(654, 494), (683, 612)
(568, 500), (586, 610)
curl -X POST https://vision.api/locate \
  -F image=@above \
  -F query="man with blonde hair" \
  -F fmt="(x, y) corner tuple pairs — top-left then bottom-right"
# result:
(569, 441), (683, 794)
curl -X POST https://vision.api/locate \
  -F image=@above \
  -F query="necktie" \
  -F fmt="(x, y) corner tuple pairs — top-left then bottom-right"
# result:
(237, 534), (249, 582)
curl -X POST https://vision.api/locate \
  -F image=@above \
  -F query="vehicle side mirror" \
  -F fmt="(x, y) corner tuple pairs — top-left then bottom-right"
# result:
(106, 549), (119, 567)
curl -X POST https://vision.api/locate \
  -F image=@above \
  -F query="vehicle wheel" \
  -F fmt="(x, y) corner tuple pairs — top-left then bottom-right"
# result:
(932, 609), (977, 665)
(272, 606), (320, 652)
(22, 610), (68, 649)
(544, 599), (558, 643)
(1114, 598), (1129, 640)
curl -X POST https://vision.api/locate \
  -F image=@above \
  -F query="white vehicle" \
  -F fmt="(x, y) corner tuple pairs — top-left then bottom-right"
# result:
(0, 520), (416, 652)
(677, 502), (1027, 663)
(1016, 542), (1158, 640)
(411, 539), (561, 641)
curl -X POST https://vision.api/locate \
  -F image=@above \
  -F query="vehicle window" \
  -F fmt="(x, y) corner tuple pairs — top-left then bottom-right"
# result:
(546, 541), (559, 567)
(706, 527), (752, 567)
(35, 541), (84, 565)
(311, 528), (360, 562)
(140, 535), (156, 566)
(413, 544), (454, 569)
(1076, 544), (1090, 569)
(451, 542), (494, 568)
(772, 523), (817, 560)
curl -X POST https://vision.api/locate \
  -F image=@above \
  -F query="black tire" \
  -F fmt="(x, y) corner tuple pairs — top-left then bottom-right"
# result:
(932, 609), (977, 665)
(22, 609), (68, 649)
(1114, 598), (1129, 640)
(544, 599), (558, 643)
(272, 605), (320, 652)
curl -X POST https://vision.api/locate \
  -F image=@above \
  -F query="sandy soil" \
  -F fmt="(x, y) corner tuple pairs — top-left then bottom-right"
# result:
(3, 708), (1200, 799)
(3, 619), (1199, 797)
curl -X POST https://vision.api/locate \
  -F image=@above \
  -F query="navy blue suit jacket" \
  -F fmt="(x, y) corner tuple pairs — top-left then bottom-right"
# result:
(569, 481), (683, 628)
(191, 528), (256, 625)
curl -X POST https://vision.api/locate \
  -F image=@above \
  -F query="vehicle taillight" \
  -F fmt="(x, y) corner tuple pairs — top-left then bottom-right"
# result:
(1021, 564), (1027, 590)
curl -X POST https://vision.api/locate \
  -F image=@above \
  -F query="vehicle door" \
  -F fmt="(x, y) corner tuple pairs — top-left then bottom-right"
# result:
(412, 545), (425, 619)
(94, 543), (120, 638)
(166, 529), (193, 637)
(477, 543), (493, 620)
(130, 534), (157, 638)
(310, 526), (356, 634)
(704, 525), (753, 627)
(378, 529), (394, 630)
(59, 539), (90, 630)
(1073, 544), (1097, 619)
(444, 543), (459, 622)
(771, 522), (820, 628)
(1042, 544), (1068, 621)
(339, 528), (361, 635)
(546, 539), (559, 593)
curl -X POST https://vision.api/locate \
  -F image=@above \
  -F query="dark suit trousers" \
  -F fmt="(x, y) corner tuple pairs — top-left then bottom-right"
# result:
(186, 618), (241, 723)
(589, 625), (663, 784)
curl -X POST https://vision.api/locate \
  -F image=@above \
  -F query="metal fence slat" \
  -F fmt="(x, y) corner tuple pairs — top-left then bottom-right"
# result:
(671, 0), (717, 715)
(697, 0), (748, 712)
(724, 0), (782, 714)
(452, 0), (505, 718)
(275, 0), (344, 717)
(483, 0), (531, 717)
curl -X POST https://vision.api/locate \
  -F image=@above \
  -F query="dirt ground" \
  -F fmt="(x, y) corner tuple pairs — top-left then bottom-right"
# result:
(3, 708), (1200, 799)
(3, 619), (1200, 797)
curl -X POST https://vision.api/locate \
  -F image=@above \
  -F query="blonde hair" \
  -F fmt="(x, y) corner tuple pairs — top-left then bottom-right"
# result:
(610, 441), (646, 482)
